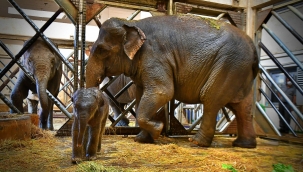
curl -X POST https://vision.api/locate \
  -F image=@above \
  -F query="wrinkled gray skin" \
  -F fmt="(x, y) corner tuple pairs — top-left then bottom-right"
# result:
(86, 15), (259, 148)
(10, 39), (62, 130)
(71, 87), (109, 163)
(101, 74), (135, 126)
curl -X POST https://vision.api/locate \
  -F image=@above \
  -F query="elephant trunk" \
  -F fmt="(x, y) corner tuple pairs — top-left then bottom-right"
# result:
(85, 55), (104, 88)
(35, 65), (51, 112)
(77, 115), (87, 147)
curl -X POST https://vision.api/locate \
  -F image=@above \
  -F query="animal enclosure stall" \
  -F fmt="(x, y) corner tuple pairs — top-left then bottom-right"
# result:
(1, 0), (303, 171)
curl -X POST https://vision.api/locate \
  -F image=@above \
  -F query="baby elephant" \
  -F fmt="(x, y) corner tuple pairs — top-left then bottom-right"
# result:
(71, 87), (109, 163)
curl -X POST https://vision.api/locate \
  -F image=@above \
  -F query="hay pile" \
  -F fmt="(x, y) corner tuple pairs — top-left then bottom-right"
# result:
(0, 131), (302, 172)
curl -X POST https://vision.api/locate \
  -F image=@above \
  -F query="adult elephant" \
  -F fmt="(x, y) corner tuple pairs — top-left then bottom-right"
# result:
(101, 74), (136, 126)
(10, 38), (62, 130)
(86, 15), (259, 148)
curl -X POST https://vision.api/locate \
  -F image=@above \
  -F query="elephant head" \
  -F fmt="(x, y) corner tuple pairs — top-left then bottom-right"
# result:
(23, 39), (61, 117)
(86, 18), (146, 88)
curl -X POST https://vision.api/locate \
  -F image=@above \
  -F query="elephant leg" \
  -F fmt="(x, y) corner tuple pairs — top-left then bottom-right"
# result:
(134, 85), (173, 143)
(27, 99), (39, 114)
(47, 102), (54, 130)
(10, 80), (28, 113)
(71, 118), (83, 163)
(86, 125), (101, 161)
(97, 113), (108, 152)
(189, 106), (220, 147)
(226, 90), (256, 148)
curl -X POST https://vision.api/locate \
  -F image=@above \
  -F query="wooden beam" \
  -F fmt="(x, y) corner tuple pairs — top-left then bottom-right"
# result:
(94, 0), (158, 11)
(0, 34), (94, 49)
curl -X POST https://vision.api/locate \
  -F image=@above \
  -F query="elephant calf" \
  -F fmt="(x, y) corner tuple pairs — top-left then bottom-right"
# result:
(71, 87), (109, 163)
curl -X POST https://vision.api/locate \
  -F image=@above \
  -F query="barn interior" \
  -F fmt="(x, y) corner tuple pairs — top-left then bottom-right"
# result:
(0, 0), (303, 171)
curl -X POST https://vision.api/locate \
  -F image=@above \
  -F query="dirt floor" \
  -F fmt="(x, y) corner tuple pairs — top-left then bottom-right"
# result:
(0, 125), (302, 172)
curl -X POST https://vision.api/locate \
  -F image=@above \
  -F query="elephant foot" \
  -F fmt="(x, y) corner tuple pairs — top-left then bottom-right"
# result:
(39, 122), (48, 130)
(134, 130), (154, 143)
(71, 157), (83, 164)
(86, 154), (97, 161)
(150, 122), (164, 139)
(115, 118), (129, 127)
(232, 137), (256, 148)
(188, 131), (213, 147)
(47, 124), (54, 131)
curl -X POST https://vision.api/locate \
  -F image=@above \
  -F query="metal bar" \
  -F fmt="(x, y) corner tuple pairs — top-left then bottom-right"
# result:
(0, 8), (64, 80)
(81, 0), (86, 88)
(0, 67), (19, 92)
(259, 88), (297, 136)
(127, 10), (141, 20)
(260, 74), (303, 131)
(262, 24), (303, 71)
(259, 64), (303, 121)
(0, 92), (21, 114)
(216, 13), (225, 20)
(271, 11), (303, 45)
(255, 102), (281, 136)
(53, 0), (77, 24)
(221, 107), (231, 122)
(187, 115), (202, 132)
(114, 81), (134, 99)
(110, 99), (136, 127)
(8, 0), (75, 73)
(94, 16), (102, 28)
(259, 42), (303, 95)
(288, 5), (303, 21)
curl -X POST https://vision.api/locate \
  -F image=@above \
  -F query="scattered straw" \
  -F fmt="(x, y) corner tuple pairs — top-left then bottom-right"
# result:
(0, 133), (302, 172)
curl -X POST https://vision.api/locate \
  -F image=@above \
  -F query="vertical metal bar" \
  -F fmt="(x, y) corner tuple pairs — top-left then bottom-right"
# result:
(259, 42), (303, 95)
(167, 0), (173, 15)
(262, 24), (303, 71)
(271, 11), (303, 45)
(0, 8), (64, 79)
(259, 88), (297, 136)
(259, 64), (303, 121)
(287, 5), (303, 21)
(7, 0), (75, 73)
(260, 74), (303, 131)
(79, 0), (86, 88)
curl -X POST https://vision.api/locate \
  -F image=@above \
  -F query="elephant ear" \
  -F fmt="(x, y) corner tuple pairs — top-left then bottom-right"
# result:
(122, 25), (146, 60)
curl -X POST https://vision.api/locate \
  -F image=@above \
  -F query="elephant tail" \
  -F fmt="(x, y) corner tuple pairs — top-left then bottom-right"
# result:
(251, 45), (260, 79)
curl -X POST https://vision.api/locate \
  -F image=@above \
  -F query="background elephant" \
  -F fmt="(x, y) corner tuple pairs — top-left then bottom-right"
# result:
(10, 38), (62, 130)
(71, 87), (109, 163)
(101, 74), (136, 126)
(86, 15), (259, 148)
